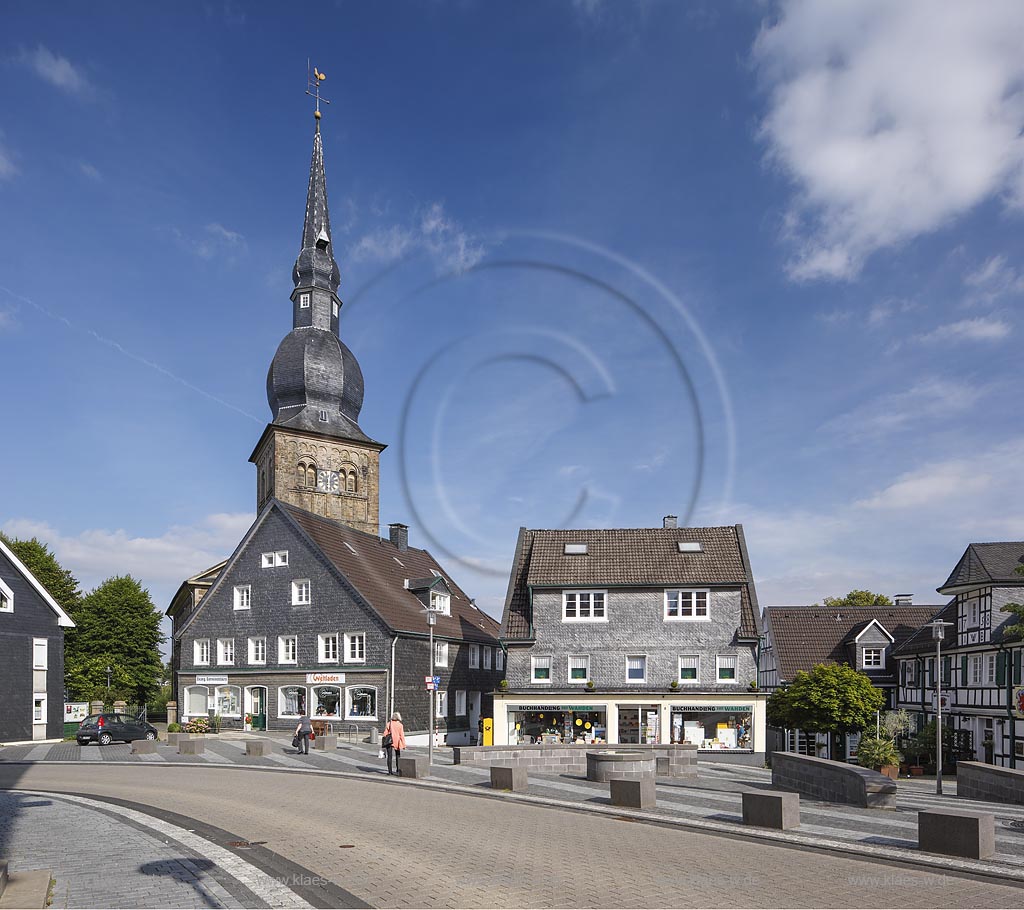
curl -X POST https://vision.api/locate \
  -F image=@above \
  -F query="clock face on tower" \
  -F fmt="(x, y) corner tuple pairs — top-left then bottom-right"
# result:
(316, 469), (341, 494)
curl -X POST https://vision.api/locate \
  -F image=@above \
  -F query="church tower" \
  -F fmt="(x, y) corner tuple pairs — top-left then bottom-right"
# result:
(249, 115), (385, 535)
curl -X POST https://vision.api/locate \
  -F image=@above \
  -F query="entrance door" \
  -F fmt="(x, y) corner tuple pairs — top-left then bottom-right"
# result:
(618, 707), (640, 743)
(468, 692), (481, 742)
(32, 694), (47, 740)
(246, 687), (268, 731)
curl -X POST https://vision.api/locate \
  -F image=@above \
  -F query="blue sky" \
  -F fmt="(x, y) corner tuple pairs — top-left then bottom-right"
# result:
(2, 1), (1023, 628)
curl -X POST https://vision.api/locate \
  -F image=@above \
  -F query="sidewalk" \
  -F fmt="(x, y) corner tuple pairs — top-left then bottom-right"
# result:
(3, 733), (1023, 883)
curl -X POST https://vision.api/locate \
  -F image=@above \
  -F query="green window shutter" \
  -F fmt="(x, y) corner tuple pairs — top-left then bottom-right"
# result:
(1014, 649), (1022, 685)
(900, 662), (906, 685)
(961, 655), (969, 684)
(942, 656), (951, 686)
(996, 651), (1006, 687)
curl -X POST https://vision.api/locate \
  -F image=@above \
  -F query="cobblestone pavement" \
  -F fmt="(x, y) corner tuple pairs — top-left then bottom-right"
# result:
(0, 788), (313, 909)
(1, 760), (1022, 909)
(6, 735), (1022, 874)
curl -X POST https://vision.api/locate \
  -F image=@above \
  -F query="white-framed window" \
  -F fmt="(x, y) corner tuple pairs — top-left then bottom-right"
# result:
(214, 685), (241, 716)
(261, 551), (288, 568)
(434, 640), (448, 667)
(455, 689), (467, 716)
(319, 633), (339, 663)
(568, 654), (590, 682)
(563, 590), (607, 621)
(862, 648), (883, 669)
(968, 599), (979, 627)
(483, 646), (492, 670)
(332, 301), (339, 318)
(248, 637), (266, 665)
(292, 579), (311, 605)
(312, 685), (341, 717)
(626, 655), (647, 683)
(217, 638), (234, 665)
(717, 654), (738, 682)
(0, 577), (13, 613)
(345, 633), (366, 663)
(469, 644), (480, 668)
(435, 690), (448, 718)
(970, 655), (982, 685)
(299, 292), (310, 308)
(278, 635), (298, 664)
(346, 686), (377, 719)
(185, 685), (209, 716)
(33, 693), (46, 723)
(985, 653), (997, 684)
(531, 655), (551, 683)
(32, 638), (48, 670)
(194, 639), (210, 666)
(906, 661), (919, 686)
(664, 589), (709, 621)
(318, 409), (328, 422)
(233, 585), (251, 610)
(679, 654), (700, 683)
(496, 649), (504, 671)
(278, 685), (306, 717)
(430, 591), (451, 615)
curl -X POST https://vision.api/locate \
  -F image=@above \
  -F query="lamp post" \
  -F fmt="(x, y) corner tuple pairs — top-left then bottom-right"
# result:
(423, 606), (438, 768)
(929, 620), (954, 795)
(105, 665), (112, 692)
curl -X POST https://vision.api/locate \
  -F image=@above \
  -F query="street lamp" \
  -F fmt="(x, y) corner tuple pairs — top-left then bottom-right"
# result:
(106, 665), (112, 692)
(929, 620), (954, 795)
(422, 605), (439, 769)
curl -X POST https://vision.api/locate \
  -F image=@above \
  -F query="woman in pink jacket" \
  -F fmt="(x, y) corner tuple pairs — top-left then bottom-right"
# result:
(382, 711), (406, 775)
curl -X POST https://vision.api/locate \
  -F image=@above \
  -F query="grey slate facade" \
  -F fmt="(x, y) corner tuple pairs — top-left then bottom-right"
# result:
(0, 539), (75, 742)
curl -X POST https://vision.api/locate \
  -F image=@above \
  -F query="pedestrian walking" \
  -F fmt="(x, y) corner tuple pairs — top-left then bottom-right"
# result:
(294, 712), (313, 754)
(382, 711), (406, 775)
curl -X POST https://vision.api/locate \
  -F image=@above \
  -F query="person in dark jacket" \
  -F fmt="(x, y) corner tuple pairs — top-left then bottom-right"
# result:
(294, 713), (313, 754)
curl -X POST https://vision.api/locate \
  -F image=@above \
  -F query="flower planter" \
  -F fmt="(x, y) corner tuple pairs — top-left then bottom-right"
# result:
(910, 765), (924, 776)
(880, 764), (899, 780)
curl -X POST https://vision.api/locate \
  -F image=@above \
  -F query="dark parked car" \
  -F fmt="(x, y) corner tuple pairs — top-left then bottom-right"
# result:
(77, 713), (158, 746)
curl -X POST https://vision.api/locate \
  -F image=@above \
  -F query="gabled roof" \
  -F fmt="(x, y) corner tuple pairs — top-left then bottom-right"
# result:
(166, 559), (227, 619)
(938, 542), (1024, 594)
(892, 601), (958, 655)
(502, 524), (761, 640)
(763, 605), (940, 683)
(0, 538), (75, 628)
(407, 576), (448, 592)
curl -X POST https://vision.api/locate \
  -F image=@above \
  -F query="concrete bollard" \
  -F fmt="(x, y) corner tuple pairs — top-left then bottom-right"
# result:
(369, 727), (380, 745)
(245, 740), (269, 757)
(179, 739), (206, 755)
(610, 778), (657, 809)
(397, 755), (427, 779)
(313, 734), (338, 751)
(490, 765), (528, 791)
(166, 732), (190, 746)
(742, 791), (800, 830)
(130, 739), (157, 754)
(918, 809), (995, 859)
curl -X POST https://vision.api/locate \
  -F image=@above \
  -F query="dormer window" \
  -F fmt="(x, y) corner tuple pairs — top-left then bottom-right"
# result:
(318, 409), (328, 422)
(430, 591), (451, 616)
(862, 648), (883, 669)
(332, 301), (339, 318)
(299, 293), (311, 308)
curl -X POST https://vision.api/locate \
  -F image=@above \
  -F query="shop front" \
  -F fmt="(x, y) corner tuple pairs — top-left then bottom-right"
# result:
(506, 704), (608, 745)
(669, 704), (753, 751)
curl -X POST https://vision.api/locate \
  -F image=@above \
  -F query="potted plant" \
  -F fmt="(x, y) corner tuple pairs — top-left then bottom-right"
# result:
(498, 679), (509, 690)
(747, 680), (759, 692)
(855, 734), (901, 780)
(584, 679), (595, 691)
(669, 679), (680, 691)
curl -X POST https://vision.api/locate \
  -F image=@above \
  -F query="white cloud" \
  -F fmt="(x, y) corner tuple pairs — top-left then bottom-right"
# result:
(731, 436), (1024, 605)
(754, 1), (1024, 280)
(915, 316), (1011, 344)
(1, 512), (254, 604)
(963, 254), (1024, 304)
(16, 45), (94, 97)
(821, 378), (986, 441)
(173, 222), (247, 261)
(79, 161), (101, 182)
(349, 201), (484, 274)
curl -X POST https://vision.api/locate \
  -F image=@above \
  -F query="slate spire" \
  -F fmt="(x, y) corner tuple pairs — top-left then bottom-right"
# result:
(292, 128), (342, 297)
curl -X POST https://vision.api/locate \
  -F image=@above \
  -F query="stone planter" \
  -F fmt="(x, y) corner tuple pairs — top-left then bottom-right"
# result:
(910, 765), (925, 776)
(586, 750), (656, 783)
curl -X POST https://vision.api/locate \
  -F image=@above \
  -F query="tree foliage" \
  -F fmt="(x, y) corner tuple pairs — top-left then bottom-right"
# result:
(856, 735), (901, 771)
(65, 576), (164, 703)
(0, 534), (81, 618)
(819, 590), (893, 607)
(766, 663), (885, 734)
(999, 564), (1024, 641)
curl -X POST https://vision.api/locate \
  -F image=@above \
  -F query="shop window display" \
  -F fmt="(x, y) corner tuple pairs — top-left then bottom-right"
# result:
(347, 686), (377, 719)
(509, 708), (606, 744)
(279, 685), (307, 717)
(313, 685), (341, 716)
(215, 685), (241, 716)
(670, 706), (752, 750)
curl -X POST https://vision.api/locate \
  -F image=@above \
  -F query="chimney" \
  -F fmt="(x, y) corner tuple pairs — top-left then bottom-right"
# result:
(663, 515), (678, 529)
(893, 594), (913, 606)
(389, 523), (409, 551)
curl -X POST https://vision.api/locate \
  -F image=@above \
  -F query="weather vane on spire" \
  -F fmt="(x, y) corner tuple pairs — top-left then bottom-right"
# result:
(306, 60), (330, 128)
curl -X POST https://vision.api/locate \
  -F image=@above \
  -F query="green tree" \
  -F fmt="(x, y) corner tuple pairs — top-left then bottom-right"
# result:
(766, 663), (885, 734)
(819, 590), (893, 607)
(0, 534), (81, 618)
(66, 576), (164, 703)
(998, 564), (1024, 640)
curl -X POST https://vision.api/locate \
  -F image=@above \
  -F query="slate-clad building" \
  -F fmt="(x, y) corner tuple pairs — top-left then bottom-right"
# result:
(894, 542), (1024, 768)
(758, 602), (939, 759)
(0, 538), (75, 742)
(169, 114), (502, 742)
(495, 517), (767, 762)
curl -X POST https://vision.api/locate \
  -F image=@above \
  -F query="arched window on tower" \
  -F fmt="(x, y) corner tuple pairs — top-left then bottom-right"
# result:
(306, 463), (317, 487)
(346, 471), (356, 493)
(297, 462), (307, 486)
(260, 470), (266, 501)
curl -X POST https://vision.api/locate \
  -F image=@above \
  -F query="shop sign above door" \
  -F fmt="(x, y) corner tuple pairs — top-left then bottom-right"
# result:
(196, 675), (229, 685)
(306, 672), (346, 684)
(506, 705), (599, 711)
(677, 705), (752, 712)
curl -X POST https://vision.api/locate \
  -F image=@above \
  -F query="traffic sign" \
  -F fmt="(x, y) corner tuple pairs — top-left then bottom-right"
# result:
(425, 682), (436, 691)
(433, 675), (441, 686)
(424, 676), (434, 683)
